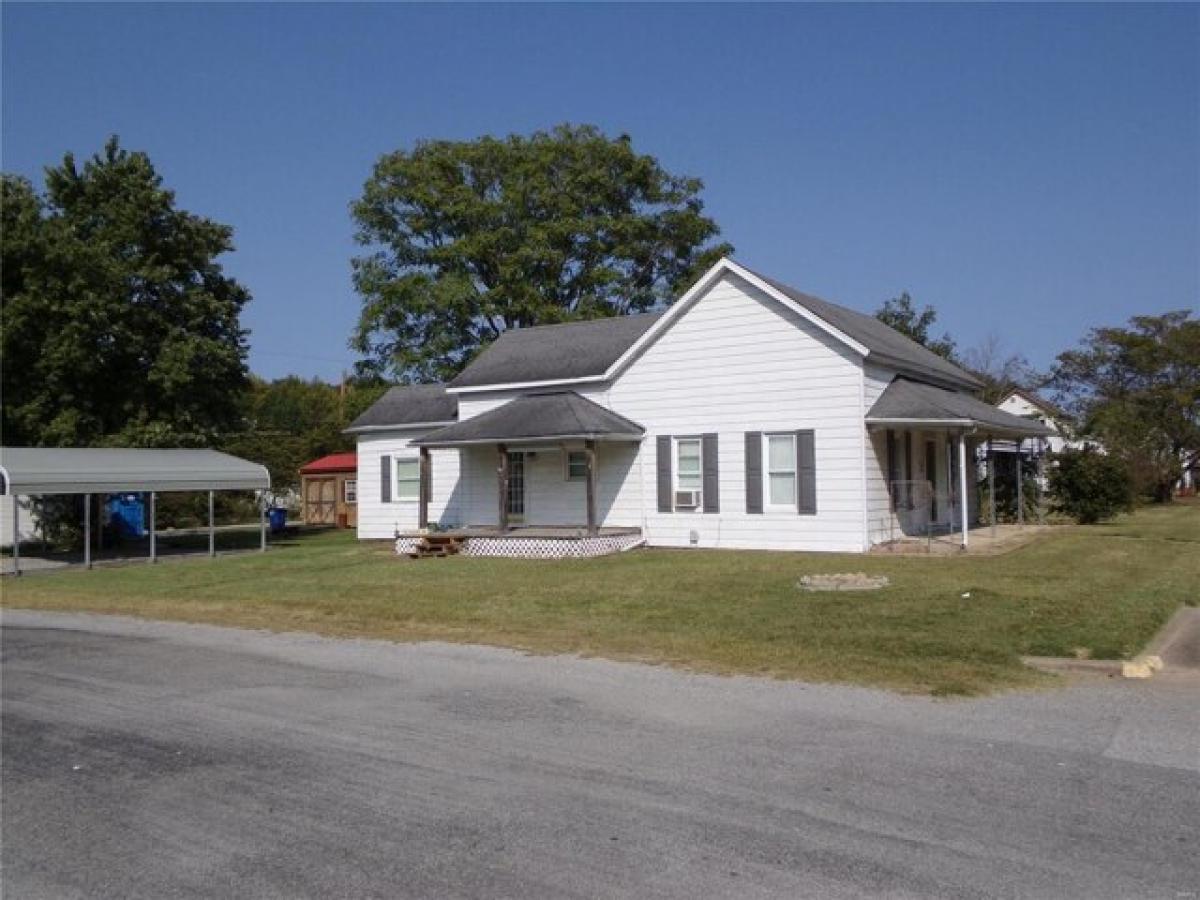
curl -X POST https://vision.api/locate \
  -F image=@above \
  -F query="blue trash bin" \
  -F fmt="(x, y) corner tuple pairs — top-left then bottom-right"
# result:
(105, 493), (146, 538)
(268, 507), (288, 533)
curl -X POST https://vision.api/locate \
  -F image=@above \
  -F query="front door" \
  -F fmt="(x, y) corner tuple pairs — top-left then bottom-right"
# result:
(305, 477), (336, 525)
(506, 452), (526, 523)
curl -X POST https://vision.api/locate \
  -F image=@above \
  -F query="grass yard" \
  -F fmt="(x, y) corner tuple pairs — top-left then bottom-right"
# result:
(4, 501), (1197, 695)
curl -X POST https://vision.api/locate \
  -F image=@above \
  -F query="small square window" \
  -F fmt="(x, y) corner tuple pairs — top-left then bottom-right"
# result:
(343, 479), (357, 504)
(565, 451), (589, 481)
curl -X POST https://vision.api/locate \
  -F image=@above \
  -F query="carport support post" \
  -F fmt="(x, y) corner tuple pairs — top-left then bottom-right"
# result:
(584, 439), (598, 537)
(259, 496), (266, 552)
(11, 498), (20, 576)
(149, 492), (157, 564)
(208, 490), (215, 558)
(83, 493), (92, 569)
(957, 433), (969, 549)
(496, 444), (509, 532)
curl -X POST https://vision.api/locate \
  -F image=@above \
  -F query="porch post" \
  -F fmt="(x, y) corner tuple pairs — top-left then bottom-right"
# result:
(496, 444), (509, 532)
(1037, 438), (1046, 526)
(1016, 446), (1025, 527)
(83, 493), (92, 569)
(584, 439), (598, 537)
(987, 438), (997, 538)
(208, 490), (215, 557)
(418, 447), (431, 530)
(12, 497), (20, 577)
(149, 491), (157, 564)
(957, 433), (969, 549)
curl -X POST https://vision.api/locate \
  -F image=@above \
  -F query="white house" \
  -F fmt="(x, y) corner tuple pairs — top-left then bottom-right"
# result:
(995, 389), (1077, 455)
(346, 259), (1050, 557)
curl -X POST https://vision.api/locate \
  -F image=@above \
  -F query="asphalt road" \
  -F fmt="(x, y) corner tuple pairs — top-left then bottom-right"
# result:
(3, 610), (1198, 899)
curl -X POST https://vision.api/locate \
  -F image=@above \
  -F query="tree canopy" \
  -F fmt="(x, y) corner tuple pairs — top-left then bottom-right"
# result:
(2, 137), (250, 447)
(874, 292), (957, 361)
(1052, 311), (1200, 502)
(221, 376), (388, 493)
(350, 124), (733, 382)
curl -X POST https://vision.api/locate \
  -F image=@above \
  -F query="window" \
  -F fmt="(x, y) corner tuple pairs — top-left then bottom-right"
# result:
(675, 437), (702, 507)
(565, 450), (588, 481)
(343, 479), (357, 505)
(395, 458), (420, 501)
(766, 433), (797, 507)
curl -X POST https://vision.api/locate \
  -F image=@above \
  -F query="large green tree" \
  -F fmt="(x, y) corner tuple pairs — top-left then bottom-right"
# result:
(221, 375), (388, 493)
(874, 292), (958, 361)
(1052, 311), (1200, 502)
(351, 124), (733, 382)
(2, 137), (250, 447)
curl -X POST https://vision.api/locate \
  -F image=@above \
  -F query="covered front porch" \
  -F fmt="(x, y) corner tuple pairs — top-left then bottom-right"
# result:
(406, 391), (646, 558)
(866, 378), (1055, 551)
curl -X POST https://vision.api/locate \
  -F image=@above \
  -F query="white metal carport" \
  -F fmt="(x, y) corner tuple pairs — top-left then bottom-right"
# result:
(0, 448), (271, 575)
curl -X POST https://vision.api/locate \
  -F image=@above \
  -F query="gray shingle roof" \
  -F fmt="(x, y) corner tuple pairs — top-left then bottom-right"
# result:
(415, 392), (644, 447)
(743, 267), (982, 390)
(447, 262), (983, 391)
(448, 313), (664, 389)
(867, 379), (1054, 435)
(344, 384), (457, 432)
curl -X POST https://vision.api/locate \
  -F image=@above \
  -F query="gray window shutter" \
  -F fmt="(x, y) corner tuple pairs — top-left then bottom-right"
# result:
(745, 432), (762, 514)
(656, 436), (672, 513)
(702, 433), (719, 513)
(796, 430), (816, 515)
(380, 454), (391, 503)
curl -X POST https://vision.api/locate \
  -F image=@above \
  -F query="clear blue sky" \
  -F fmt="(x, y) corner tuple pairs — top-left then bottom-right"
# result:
(4, 3), (1197, 382)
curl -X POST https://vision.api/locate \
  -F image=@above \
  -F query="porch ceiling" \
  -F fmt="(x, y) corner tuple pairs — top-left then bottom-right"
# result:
(866, 378), (1055, 438)
(413, 391), (645, 448)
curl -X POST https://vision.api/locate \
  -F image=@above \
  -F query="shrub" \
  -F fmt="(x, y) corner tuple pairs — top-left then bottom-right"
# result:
(1049, 448), (1134, 524)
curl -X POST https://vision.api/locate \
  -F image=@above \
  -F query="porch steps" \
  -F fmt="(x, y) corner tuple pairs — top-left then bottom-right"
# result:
(408, 535), (464, 559)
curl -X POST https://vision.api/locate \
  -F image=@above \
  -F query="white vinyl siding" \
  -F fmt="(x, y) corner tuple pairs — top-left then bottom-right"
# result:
(355, 428), (462, 538)
(605, 271), (869, 551)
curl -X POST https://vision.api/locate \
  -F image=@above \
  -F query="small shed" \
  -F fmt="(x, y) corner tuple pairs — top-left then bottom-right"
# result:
(300, 452), (358, 528)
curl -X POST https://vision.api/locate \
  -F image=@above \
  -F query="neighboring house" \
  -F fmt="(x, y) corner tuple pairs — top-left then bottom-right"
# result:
(995, 389), (1077, 455)
(299, 452), (358, 528)
(346, 258), (1050, 555)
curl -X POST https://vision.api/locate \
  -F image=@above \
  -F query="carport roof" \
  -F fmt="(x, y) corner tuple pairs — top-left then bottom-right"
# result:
(0, 448), (271, 495)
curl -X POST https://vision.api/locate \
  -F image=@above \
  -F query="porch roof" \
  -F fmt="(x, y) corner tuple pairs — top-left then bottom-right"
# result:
(866, 379), (1055, 437)
(413, 391), (645, 448)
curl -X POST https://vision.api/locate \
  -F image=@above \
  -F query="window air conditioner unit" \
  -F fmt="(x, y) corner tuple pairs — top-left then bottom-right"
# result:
(674, 490), (701, 509)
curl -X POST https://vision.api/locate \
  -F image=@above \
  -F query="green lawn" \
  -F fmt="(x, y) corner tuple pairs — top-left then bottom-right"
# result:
(5, 501), (1197, 695)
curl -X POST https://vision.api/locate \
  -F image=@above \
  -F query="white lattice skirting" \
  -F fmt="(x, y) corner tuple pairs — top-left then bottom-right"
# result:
(395, 534), (645, 559)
